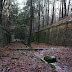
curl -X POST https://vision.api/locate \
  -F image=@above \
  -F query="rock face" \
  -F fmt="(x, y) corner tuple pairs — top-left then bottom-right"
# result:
(44, 55), (56, 63)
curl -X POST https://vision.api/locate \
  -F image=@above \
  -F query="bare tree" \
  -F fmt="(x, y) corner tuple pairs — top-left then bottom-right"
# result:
(62, 0), (64, 18)
(59, 0), (62, 20)
(47, 0), (49, 25)
(64, 0), (66, 17)
(51, 0), (55, 24)
(67, 0), (70, 16)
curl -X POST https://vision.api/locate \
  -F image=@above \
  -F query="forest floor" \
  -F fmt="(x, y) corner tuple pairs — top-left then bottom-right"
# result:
(0, 41), (72, 72)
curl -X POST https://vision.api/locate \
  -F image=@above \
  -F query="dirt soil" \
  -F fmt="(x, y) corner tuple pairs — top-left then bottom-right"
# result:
(0, 42), (72, 72)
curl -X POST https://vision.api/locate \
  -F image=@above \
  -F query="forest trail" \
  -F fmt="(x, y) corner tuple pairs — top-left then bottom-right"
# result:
(0, 42), (72, 72)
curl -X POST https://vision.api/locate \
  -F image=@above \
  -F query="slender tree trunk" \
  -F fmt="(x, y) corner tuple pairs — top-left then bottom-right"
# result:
(0, 0), (3, 25)
(42, 0), (44, 27)
(33, 19), (35, 41)
(67, 0), (70, 16)
(59, 1), (61, 20)
(0, 0), (5, 26)
(32, 8), (35, 41)
(28, 0), (33, 45)
(43, 12), (44, 28)
(64, 0), (66, 17)
(7, 0), (11, 43)
(62, 0), (63, 18)
(47, 0), (49, 25)
(37, 0), (40, 42)
(7, 0), (11, 32)
(51, 0), (55, 24)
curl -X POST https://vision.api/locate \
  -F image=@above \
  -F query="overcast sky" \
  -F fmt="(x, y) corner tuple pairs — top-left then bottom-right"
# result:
(17, 0), (27, 3)
(17, 0), (27, 9)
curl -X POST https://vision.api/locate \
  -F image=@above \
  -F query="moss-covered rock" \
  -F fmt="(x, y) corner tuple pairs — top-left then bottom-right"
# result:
(44, 55), (56, 63)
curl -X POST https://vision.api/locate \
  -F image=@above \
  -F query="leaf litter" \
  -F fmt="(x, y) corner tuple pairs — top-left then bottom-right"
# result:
(0, 42), (72, 72)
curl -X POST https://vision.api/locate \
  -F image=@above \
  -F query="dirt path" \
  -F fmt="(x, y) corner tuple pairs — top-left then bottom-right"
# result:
(0, 42), (72, 72)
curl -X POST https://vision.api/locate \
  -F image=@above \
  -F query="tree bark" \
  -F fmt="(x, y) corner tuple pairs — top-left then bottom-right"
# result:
(67, 0), (70, 16)
(0, 0), (5, 26)
(32, 7), (35, 41)
(47, 0), (49, 25)
(7, 0), (11, 32)
(42, 10), (44, 27)
(51, 0), (55, 24)
(62, 0), (63, 18)
(0, 0), (3, 25)
(37, 0), (40, 42)
(64, 0), (66, 17)
(59, 1), (61, 20)
(28, 0), (33, 45)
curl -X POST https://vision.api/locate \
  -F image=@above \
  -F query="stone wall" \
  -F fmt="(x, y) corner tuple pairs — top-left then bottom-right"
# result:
(0, 26), (11, 47)
(34, 20), (72, 46)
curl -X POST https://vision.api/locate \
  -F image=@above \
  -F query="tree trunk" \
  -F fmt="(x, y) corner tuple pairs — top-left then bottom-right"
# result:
(47, 0), (49, 25)
(42, 0), (44, 27)
(28, 0), (33, 45)
(67, 0), (70, 16)
(0, 0), (5, 26)
(62, 0), (63, 18)
(51, 0), (55, 24)
(59, 1), (61, 20)
(32, 8), (35, 41)
(64, 0), (66, 17)
(0, 0), (3, 25)
(42, 10), (44, 27)
(37, 0), (40, 42)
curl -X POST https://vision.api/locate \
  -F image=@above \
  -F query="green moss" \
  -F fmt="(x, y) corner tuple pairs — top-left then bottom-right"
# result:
(40, 58), (45, 61)
(49, 63), (56, 69)
(11, 57), (19, 60)
(44, 55), (56, 63)
(25, 44), (32, 48)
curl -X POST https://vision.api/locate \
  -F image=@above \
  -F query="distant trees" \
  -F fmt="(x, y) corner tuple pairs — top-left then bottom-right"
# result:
(1, 0), (72, 30)
(61, 0), (70, 18)
(24, 0), (72, 44)
(2, 0), (18, 29)
(1, 0), (72, 44)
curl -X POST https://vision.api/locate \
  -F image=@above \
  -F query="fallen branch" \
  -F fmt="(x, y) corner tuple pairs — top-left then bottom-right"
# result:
(8, 47), (67, 50)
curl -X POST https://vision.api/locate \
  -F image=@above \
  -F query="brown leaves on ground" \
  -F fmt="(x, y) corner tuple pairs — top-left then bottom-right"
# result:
(0, 42), (72, 72)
